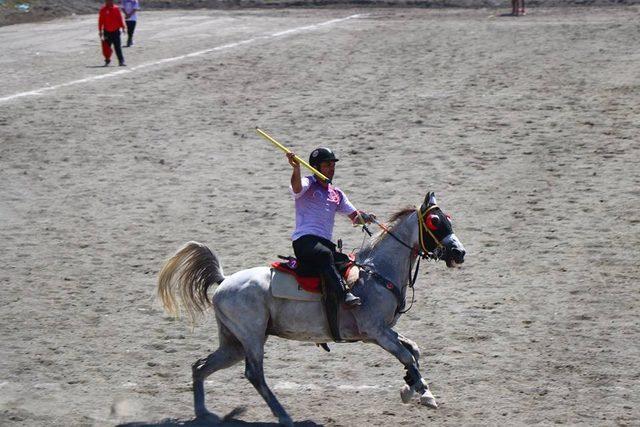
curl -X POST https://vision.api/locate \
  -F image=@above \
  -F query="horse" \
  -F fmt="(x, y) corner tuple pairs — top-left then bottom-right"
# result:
(157, 191), (466, 426)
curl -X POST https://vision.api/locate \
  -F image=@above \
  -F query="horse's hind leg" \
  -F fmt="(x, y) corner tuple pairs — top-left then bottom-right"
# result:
(211, 275), (291, 425)
(192, 322), (244, 418)
(244, 344), (293, 427)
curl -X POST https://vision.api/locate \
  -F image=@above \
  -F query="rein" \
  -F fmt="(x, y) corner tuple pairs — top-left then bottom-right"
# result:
(371, 218), (424, 257)
(357, 206), (442, 314)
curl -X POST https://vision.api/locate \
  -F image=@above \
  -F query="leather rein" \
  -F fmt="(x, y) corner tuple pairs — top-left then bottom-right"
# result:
(357, 205), (444, 314)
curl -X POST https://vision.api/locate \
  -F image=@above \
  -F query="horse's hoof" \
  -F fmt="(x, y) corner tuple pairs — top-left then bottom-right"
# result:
(420, 389), (438, 408)
(195, 409), (217, 420)
(194, 406), (220, 421)
(400, 384), (415, 403)
(278, 414), (294, 427)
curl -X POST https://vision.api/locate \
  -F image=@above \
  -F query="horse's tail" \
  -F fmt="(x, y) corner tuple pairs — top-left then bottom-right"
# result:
(157, 241), (225, 323)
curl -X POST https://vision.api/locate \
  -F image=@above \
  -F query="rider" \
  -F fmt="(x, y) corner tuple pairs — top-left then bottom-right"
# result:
(287, 147), (375, 307)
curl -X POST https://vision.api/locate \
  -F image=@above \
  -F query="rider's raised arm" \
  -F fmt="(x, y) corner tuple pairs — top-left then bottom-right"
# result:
(287, 152), (303, 193)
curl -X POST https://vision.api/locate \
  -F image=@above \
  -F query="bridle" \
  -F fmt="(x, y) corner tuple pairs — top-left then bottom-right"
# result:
(358, 204), (448, 314)
(416, 204), (446, 260)
(369, 204), (445, 261)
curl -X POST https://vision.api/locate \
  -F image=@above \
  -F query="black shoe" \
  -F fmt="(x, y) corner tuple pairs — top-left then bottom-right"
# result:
(344, 292), (361, 307)
(119, 62), (126, 67)
(104, 59), (110, 66)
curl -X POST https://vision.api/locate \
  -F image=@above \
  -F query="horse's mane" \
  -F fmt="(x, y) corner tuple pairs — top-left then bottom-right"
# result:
(360, 206), (415, 256)
(387, 206), (417, 224)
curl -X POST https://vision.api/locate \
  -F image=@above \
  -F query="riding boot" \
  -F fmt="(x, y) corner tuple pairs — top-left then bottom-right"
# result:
(344, 290), (361, 306)
(323, 266), (361, 307)
(340, 276), (361, 307)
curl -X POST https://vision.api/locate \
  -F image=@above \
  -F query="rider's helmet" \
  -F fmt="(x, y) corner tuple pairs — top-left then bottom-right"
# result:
(309, 147), (339, 169)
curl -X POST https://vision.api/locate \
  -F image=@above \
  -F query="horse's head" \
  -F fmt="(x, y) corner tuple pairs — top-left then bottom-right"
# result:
(418, 192), (466, 267)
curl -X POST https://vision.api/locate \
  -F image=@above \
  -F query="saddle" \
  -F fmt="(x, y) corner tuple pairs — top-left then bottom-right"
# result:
(270, 252), (359, 293)
(270, 252), (361, 343)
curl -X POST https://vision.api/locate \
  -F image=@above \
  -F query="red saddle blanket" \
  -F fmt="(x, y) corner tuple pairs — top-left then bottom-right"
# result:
(271, 254), (356, 294)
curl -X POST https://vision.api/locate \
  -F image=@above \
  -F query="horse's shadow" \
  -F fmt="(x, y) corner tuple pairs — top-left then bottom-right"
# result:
(117, 409), (322, 427)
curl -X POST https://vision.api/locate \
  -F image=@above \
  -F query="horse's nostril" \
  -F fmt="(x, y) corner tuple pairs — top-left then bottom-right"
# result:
(451, 248), (465, 262)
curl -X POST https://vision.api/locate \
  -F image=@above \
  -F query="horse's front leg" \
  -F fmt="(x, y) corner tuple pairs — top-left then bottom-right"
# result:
(376, 328), (437, 408)
(398, 333), (421, 368)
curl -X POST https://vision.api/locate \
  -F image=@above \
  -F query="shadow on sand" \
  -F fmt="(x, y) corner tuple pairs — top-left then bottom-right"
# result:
(498, 12), (527, 17)
(117, 408), (323, 427)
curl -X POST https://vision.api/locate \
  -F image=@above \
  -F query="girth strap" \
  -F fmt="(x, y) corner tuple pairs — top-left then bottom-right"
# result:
(361, 269), (405, 314)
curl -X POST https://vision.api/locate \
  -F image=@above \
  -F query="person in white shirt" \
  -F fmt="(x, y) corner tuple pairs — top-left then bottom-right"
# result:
(121, 0), (140, 47)
(287, 147), (375, 308)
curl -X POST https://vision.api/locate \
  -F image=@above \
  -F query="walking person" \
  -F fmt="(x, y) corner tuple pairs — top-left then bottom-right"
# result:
(121, 0), (140, 47)
(511, 0), (525, 16)
(98, 0), (127, 66)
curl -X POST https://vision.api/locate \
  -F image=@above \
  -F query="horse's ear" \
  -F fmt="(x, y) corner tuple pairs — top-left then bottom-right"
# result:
(424, 192), (437, 206)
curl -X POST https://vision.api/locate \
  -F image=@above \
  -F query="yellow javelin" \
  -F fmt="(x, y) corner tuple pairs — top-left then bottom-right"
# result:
(255, 128), (331, 184)
(256, 128), (372, 232)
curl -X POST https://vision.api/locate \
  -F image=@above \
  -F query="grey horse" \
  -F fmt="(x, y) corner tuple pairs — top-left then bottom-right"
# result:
(158, 192), (466, 426)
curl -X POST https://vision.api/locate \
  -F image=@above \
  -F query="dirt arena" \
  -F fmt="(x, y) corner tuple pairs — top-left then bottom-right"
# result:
(1, 5), (639, 426)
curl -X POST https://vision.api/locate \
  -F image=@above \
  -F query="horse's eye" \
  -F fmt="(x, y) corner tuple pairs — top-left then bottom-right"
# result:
(426, 215), (440, 231)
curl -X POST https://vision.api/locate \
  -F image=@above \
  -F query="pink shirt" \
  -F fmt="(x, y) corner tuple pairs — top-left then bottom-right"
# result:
(290, 176), (356, 241)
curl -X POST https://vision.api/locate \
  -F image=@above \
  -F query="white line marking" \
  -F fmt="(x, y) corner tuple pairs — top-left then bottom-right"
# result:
(0, 14), (364, 104)
(269, 380), (386, 391)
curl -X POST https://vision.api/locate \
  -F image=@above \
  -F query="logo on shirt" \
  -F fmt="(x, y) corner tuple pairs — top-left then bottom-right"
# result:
(327, 185), (341, 204)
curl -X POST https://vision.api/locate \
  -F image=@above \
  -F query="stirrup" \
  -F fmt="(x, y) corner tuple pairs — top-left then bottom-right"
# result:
(344, 292), (361, 307)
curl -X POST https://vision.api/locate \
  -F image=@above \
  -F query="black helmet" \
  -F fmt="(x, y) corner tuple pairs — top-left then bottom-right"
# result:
(309, 147), (339, 169)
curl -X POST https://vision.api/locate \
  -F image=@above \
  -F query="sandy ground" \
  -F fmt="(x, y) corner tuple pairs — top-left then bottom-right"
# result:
(1, 6), (639, 426)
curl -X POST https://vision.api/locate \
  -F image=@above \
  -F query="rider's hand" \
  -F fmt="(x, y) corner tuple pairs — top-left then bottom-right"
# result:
(287, 152), (300, 169)
(352, 211), (376, 225)
(360, 212), (376, 224)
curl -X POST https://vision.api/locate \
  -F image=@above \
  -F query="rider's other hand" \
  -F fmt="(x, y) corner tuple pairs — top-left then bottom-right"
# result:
(361, 212), (376, 224)
(352, 211), (376, 225)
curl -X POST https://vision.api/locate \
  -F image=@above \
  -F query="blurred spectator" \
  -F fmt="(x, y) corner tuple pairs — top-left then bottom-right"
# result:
(98, 0), (126, 66)
(121, 0), (140, 47)
(512, 0), (525, 16)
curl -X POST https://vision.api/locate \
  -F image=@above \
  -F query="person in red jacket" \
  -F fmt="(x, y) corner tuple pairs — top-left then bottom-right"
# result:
(98, 0), (127, 66)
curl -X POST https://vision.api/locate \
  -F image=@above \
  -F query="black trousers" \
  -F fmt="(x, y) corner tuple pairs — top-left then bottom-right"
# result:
(125, 20), (136, 45)
(293, 235), (345, 299)
(104, 30), (124, 64)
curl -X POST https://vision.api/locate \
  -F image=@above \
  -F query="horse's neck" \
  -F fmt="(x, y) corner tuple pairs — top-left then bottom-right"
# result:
(361, 213), (419, 288)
